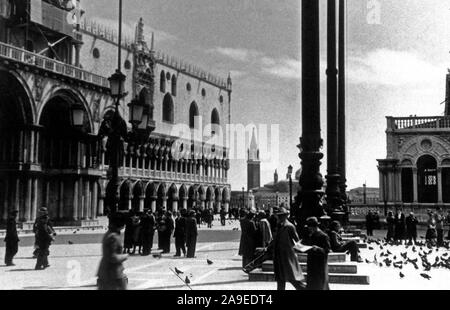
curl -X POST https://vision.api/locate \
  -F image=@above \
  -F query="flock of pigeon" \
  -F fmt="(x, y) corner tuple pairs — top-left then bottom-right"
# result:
(362, 238), (450, 281)
(170, 259), (214, 288)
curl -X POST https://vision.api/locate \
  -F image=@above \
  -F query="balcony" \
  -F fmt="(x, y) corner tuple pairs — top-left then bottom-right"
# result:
(0, 41), (110, 89)
(387, 116), (450, 133)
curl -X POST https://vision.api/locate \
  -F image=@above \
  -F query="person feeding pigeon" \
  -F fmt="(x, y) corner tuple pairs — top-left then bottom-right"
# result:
(328, 221), (363, 263)
(4, 210), (19, 266)
(272, 207), (306, 290)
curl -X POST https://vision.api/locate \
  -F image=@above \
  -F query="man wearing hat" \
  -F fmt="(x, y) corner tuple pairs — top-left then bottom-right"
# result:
(406, 212), (418, 245)
(139, 209), (156, 256)
(272, 207), (305, 290)
(239, 209), (258, 268)
(302, 217), (331, 290)
(97, 213), (128, 290)
(185, 210), (198, 258)
(4, 210), (19, 266)
(328, 221), (362, 262)
(34, 207), (55, 270)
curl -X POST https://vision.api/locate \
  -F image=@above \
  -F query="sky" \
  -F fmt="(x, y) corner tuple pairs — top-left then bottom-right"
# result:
(82, 0), (450, 191)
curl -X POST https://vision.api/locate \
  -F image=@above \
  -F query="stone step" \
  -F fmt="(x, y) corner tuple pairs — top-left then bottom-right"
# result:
(262, 261), (358, 274)
(298, 253), (347, 263)
(248, 271), (370, 285)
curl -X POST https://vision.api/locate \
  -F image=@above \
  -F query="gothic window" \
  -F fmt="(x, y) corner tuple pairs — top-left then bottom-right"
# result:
(171, 74), (177, 97)
(160, 70), (166, 93)
(162, 93), (174, 123)
(92, 48), (100, 59)
(201, 88), (206, 97)
(186, 83), (192, 92)
(189, 101), (199, 129)
(211, 109), (220, 136)
(124, 60), (131, 70)
(219, 95), (224, 104)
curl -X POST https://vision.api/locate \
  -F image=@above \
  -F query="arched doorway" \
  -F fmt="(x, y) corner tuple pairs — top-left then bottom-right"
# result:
(214, 187), (221, 213)
(156, 183), (167, 210)
(162, 93), (174, 123)
(119, 181), (131, 211)
(417, 155), (438, 203)
(189, 102), (199, 128)
(144, 182), (157, 212)
(132, 181), (143, 212)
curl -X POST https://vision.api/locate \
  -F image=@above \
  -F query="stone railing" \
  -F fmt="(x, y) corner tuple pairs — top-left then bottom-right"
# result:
(387, 116), (450, 131)
(0, 41), (110, 89)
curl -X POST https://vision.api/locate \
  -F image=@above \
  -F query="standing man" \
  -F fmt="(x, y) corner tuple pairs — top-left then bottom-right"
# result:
(405, 212), (418, 245)
(273, 207), (306, 290)
(185, 210), (198, 258)
(97, 213), (128, 290)
(302, 217), (331, 290)
(174, 210), (187, 257)
(4, 210), (19, 266)
(220, 207), (227, 226)
(435, 207), (445, 247)
(365, 211), (373, 237)
(34, 208), (54, 270)
(238, 210), (257, 268)
(139, 210), (155, 256)
(257, 211), (273, 248)
(394, 209), (406, 244)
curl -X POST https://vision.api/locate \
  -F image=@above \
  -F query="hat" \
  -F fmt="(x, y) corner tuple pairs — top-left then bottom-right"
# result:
(189, 210), (196, 216)
(39, 207), (49, 215)
(275, 207), (290, 216)
(306, 217), (319, 227)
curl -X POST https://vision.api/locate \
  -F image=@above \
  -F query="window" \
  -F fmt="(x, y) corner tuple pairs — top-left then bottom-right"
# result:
(162, 93), (174, 123)
(189, 102), (199, 129)
(93, 48), (100, 59)
(171, 75), (177, 97)
(201, 88), (206, 97)
(186, 83), (192, 92)
(211, 109), (220, 125)
(124, 60), (131, 70)
(219, 95), (224, 104)
(166, 72), (171, 80)
(160, 71), (166, 93)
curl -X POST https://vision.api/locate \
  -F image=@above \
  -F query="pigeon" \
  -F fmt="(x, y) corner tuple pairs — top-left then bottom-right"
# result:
(420, 273), (432, 280)
(412, 246), (417, 253)
(387, 250), (392, 255)
(68, 241), (74, 245)
(175, 267), (184, 275)
(153, 253), (162, 259)
(399, 272), (405, 279)
(73, 230), (77, 234)
(185, 276), (191, 284)
(365, 259), (371, 264)
(369, 247), (374, 250)
(207, 259), (213, 265)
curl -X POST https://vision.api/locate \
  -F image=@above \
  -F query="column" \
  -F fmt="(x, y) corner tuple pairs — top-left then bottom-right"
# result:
(25, 177), (32, 222)
(223, 202), (230, 213)
(182, 198), (187, 210)
(338, 0), (347, 197)
(162, 197), (167, 210)
(172, 199), (178, 213)
(35, 131), (40, 164)
(2, 177), (9, 221)
(73, 179), (79, 220)
(151, 198), (157, 213)
(18, 130), (24, 163)
(412, 168), (418, 203)
(29, 129), (35, 163)
(84, 179), (90, 219)
(379, 171), (385, 202)
(58, 180), (64, 219)
(15, 177), (21, 216)
(91, 181), (98, 219)
(396, 169), (402, 203)
(98, 194), (105, 217)
(200, 199), (205, 211)
(438, 167), (443, 204)
(31, 178), (38, 221)
(139, 195), (145, 213)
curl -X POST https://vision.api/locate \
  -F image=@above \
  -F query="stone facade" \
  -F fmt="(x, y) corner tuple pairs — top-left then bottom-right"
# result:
(0, 0), (232, 226)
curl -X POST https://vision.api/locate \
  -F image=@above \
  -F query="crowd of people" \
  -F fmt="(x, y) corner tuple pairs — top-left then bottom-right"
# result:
(366, 207), (450, 247)
(238, 203), (363, 290)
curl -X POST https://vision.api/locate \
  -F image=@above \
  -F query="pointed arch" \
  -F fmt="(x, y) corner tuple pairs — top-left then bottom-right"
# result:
(160, 70), (166, 93)
(162, 93), (174, 123)
(189, 101), (199, 129)
(171, 74), (177, 96)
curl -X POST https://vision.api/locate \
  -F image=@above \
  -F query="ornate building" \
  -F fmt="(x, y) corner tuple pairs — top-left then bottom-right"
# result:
(0, 0), (232, 227)
(378, 73), (450, 212)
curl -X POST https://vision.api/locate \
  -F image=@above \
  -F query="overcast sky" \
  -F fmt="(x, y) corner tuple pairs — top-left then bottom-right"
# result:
(83, 0), (450, 191)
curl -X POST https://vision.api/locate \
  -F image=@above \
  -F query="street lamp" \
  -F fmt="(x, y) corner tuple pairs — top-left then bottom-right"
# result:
(70, 104), (85, 128)
(287, 165), (293, 214)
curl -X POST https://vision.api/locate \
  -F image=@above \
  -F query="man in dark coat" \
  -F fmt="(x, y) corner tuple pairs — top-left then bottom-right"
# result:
(139, 210), (155, 256)
(174, 210), (186, 257)
(4, 210), (19, 266)
(185, 210), (198, 258)
(34, 208), (54, 270)
(268, 207), (279, 236)
(97, 213), (128, 290)
(366, 211), (374, 237)
(220, 207), (227, 226)
(302, 217), (331, 290)
(328, 221), (362, 262)
(161, 211), (174, 253)
(273, 207), (306, 290)
(394, 209), (406, 244)
(406, 212), (418, 245)
(238, 210), (258, 268)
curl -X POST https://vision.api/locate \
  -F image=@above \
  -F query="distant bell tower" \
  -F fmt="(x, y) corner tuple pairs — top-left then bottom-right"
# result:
(247, 128), (261, 191)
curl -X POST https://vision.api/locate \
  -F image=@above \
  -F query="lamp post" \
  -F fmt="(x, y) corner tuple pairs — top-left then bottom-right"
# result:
(242, 187), (245, 209)
(287, 165), (293, 211)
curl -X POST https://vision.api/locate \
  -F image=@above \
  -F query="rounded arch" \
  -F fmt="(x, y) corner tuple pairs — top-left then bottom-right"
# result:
(162, 93), (174, 123)
(38, 87), (94, 133)
(222, 187), (231, 203)
(189, 101), (199, 129)
(171, 74), (177, 96)
(211, 108), (220, 126)
(160, 70), (166, 93)
(0, 69), (35, 127)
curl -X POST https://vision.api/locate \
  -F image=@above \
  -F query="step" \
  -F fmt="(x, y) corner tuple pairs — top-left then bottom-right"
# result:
(298, 253), (347, 263)
(262, 261), (358, 274)
(249, 271), (370, 285)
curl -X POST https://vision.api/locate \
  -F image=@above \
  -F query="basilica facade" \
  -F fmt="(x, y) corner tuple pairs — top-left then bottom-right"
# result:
(0, 0), (232, 227)
(378, 73), (450, 214)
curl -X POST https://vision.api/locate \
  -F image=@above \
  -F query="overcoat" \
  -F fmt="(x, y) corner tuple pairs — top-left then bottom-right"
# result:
(238, 218), (257, 258)
(273, 220), (304, 282)
(97, 231), (127, 282)
(303, 229), (330, 290)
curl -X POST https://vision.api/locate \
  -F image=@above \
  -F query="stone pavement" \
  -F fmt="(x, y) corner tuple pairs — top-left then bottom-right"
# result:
(1, 224), (450, 290)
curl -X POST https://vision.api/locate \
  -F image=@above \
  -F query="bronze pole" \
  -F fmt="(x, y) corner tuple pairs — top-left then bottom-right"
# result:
(338, 0), (347, 202)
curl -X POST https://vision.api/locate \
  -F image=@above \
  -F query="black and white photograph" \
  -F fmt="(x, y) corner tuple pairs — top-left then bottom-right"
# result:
(0, 0), (450, 294)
